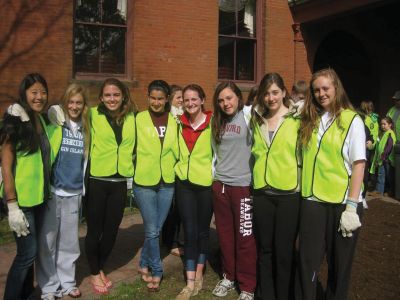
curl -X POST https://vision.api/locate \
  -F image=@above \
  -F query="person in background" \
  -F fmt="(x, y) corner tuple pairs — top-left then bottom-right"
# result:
(162, 84), (185, 257)
(246, 85), (258, 106)
(387, 90), (400, 141)
(251, 73), (301, 300)
(175, 84), (213, 300)
(85, 78), (136, 295)
(289, 80), (309, 118)
(211, 82), (256, 300)
(370, 116), (396, 197)
(298, 68), (365, 300)
(134, 80), (178, 292)
(360, 101), (379, 147)
(36, 83), (90, 299)
(1, 73), (56, 300)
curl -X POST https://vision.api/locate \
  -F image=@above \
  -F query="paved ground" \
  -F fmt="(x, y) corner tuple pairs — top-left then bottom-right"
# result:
(0, 193), (399, 299)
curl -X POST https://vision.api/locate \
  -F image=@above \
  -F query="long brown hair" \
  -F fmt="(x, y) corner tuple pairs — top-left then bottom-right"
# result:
(212, 81), (244, 144)
(60, 83), (91, 156)
(251, 72), (289, 126)
(98, 78), (137, 125)
(299, 68), (354, 147)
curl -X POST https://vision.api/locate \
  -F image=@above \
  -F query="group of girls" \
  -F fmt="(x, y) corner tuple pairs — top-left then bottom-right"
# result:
(1, 67), (365, 300)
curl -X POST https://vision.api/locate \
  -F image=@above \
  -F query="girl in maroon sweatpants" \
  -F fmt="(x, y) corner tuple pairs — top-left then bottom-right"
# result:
(211, 82), (257, 300)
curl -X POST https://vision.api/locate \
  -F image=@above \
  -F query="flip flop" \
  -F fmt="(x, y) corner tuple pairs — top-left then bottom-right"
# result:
(90, 281), (108, 295)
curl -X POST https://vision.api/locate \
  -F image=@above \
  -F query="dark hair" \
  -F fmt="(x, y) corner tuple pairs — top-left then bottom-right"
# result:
(98, 78), (137, 125)
(291, 80), (308, 95)
(0, 73), (48, 153)
(251, 73), (289, 126)
(183, 84), (206, 111)
(381, 116), (394, 129)
(212, 82), (244, 144)
(169, 84), (183, 104)
(148, 80), (171, 112)
(247, 85), (258, 106)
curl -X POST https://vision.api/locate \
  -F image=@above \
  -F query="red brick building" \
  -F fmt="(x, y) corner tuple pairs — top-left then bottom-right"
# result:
(0, 0), (399, 114)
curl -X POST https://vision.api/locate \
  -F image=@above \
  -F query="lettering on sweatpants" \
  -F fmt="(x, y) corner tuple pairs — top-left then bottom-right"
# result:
(240, 197), (253, 236)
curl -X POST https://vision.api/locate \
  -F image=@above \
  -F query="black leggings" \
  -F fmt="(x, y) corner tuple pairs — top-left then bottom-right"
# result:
(176, 179), (213, 271)
(85, 178), (127, 275)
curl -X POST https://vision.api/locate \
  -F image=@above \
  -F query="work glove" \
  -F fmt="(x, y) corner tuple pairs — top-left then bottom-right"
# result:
(47, 105), (65, 126)
(288, 99), (304, 118)
(338, 200), (361, 238)
(7, 201), (30, 237)
(7, 103), (30, 122)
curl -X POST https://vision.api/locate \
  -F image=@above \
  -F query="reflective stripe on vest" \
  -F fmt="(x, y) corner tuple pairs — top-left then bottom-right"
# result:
(174, 124), (213, 186)
(90, 107), (135, 177)
(387, 106), (400, 141)
(252, 116), (300, 190)
(302, 109), (357, 203)
(134, 111), (178, 185)
(14, 115), (57, 207)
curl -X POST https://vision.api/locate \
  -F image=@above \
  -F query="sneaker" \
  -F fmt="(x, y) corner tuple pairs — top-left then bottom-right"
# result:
(212, 274), (235, 297)
(176, 286), (195, 300)
(238, 291), (254, 300)
(362, 198), (369, 209)
(193, 277), (203, 296)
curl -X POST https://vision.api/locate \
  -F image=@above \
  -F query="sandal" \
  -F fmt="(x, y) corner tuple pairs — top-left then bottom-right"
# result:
(138, 268), (153, 283)
(100, 271), (113, 288)
(147, 277), (161, 292)
(90, 280), (108, 295)
(68, 287), (81, 298)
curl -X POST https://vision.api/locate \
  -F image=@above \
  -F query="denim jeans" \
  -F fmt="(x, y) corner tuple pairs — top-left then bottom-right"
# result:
(133, 183), (174, 278)
(376, 161), (394, 194)
(4, 205), (42, 300)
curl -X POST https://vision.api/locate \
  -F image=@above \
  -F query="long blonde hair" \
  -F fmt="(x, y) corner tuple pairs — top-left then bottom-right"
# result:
(61, 83), (90, 155)
(299, 68), (354, 147)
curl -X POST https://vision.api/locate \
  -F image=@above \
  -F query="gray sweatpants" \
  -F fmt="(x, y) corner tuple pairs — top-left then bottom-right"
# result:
(36, 193), (81, 298)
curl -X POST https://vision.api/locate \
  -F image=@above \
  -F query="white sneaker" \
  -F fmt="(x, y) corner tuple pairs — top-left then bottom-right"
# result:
(362, 198), (369, 209)
(238, 291), (254, 300)
(212, 274), (235, 297)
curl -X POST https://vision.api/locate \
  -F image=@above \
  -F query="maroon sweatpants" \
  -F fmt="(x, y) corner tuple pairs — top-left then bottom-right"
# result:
(212, 181), (257, 293)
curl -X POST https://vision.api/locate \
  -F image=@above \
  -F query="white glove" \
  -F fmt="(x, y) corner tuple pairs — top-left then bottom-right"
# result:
(7, 103), (30, 122)
(288, 99), (304, 118)
(338, 200), (361, 238)
(47, 105), (65, 126)
(7, 201), (30, 237)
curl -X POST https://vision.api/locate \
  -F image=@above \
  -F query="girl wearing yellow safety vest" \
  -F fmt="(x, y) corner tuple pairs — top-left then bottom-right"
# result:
(298, 68), (366, 300)
(1, 74), (57, 300)
(370, 116), (396, 196)
(85, 78), (137, 295)
(251, 73), (301, 300)
(36, 83), (90, 299)
(134, 80), (178, 292)
(211, 82), (256, 300)
(175, 84), (213, 300)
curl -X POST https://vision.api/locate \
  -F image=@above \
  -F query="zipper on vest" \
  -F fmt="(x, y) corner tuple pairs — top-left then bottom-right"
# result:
(116, 145), (120, 173)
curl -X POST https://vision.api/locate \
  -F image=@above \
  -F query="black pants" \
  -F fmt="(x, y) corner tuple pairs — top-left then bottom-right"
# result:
(253, 191), (300, 300)
(162, 186), (184, 249)
(176, 179), (213, 271)
(298, 200), (363, 300)
(85, 178), (127, 275)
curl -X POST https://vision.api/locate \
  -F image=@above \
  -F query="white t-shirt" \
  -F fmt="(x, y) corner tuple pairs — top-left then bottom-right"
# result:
(307, 111), (366, 203)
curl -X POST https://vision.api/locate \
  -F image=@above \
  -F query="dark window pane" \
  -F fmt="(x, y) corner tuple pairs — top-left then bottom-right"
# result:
(100, 27), (126, 74)
(236, 39), (255, 81)
(74, 25), (100, 73)
(103, 0), (127, 25)
(238, 0), (256, 37)
(218, 37), (234, 80)
(219, 0), (236, 35)
(75, 0), (100, 23)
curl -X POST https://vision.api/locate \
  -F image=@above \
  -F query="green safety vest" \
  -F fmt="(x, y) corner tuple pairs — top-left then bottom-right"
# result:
(134, 111), (178, 186)
(90, 107), (135, 177)
(364, 113), (379, 145)
(13, 116), (61, 207)
(174, 123), (213, 186)
(252, 116), (300, 190)
(387, 106), (400, 141)
(370, 129), (397, 174)
(302, 109), (358, 203)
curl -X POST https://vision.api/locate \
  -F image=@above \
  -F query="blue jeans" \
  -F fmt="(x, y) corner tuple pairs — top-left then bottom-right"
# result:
(133, 183), (174, 278)
(376, 161), (394, 195)
(4, 205), (42, 300)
